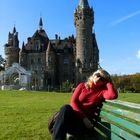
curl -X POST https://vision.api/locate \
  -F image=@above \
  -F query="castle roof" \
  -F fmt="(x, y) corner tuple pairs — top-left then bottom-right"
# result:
(32, 29), (49, 41)
(24, 18), (50, 52)
(79, 0), (89, 9)
(32, 17), (49, 42)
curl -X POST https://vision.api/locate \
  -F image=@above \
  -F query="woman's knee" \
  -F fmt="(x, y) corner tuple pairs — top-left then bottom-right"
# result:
(60, 104), (72, 112)
(59, 104), (73, 116)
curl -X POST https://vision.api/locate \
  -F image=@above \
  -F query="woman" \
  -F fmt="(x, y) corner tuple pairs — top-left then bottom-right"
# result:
(52, 69), (118, 140)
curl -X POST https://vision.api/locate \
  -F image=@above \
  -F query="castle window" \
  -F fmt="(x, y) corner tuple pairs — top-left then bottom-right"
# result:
(64, 49), (68, 53)
(21, 58), (24, 63)
(41, 43), (45, 51)
(38, 58), (41, 63)
(48, 56), (51, 63)
(64, 55), (69, 64)
(72, 62), (75, 66)
(34, 42), (38, 50)
(31, 59), (34, 64)
(34, 40), (40, 50)
(64, 58), (69, 64)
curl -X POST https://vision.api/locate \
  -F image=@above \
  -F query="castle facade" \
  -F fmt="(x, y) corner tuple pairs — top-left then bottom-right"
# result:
(4, 0), (99, 90)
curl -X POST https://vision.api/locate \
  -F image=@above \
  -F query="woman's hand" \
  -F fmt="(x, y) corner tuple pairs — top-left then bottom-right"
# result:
(83, 117), (93, 130)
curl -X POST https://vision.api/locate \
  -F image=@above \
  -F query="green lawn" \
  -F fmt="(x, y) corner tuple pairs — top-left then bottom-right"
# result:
(0, 90), (139, 140)
(117, 92), (140, 104)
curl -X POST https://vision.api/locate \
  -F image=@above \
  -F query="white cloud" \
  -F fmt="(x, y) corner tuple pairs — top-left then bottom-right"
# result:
(111, 10), (140, 26)
(136, 49), (140, 59)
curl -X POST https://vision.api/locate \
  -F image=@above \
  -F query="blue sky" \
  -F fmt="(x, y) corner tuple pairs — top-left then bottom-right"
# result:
(0, 0), (140, 75)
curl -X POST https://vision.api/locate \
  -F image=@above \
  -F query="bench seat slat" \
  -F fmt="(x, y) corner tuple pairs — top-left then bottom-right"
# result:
(106, 100), (140, 113)
(101, 111), (140, 135)
(100, 119), (140, 140)
(103, 104), (140, 122)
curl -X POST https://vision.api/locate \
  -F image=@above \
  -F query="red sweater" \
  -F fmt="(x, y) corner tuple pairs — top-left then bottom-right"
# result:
(70, 82), (118, 119)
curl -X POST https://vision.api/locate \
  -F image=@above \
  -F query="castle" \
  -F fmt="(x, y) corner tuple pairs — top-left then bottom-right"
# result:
(3, 0), (99, 90)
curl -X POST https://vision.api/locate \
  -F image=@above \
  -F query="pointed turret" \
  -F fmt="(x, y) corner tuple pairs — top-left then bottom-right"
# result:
(4, 26), (19, 68)
(79, 0), (89, 9)
(19, 42), (27, 68)
(46, 41), (56, 86)
(46, 41), (55, 66)
(39, 17), (43, 30)
(46, 41), (54, 57)
(13, 26), (16, 33)
(21, 42), (26, 51)
(46, 41), (51, 53)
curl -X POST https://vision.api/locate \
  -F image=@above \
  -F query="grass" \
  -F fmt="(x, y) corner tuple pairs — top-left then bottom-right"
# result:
(0, 90), (139, 140)
(117, 93), (140, 104)
(0, 90), (71, 140)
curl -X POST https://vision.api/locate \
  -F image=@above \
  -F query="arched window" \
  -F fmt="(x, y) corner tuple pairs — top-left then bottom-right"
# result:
(34, 40), (40, 50)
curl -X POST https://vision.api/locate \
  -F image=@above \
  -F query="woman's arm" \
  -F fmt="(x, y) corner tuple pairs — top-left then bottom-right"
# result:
(102, 82), (118, 100)
(70, 83), (86, 118)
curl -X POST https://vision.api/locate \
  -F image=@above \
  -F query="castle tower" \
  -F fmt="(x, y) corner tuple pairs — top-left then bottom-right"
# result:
(46, 41), (56, 86)
(19, 42), (27, 68)
(74, 0), (99, 83)
(4, 26), (20, 68)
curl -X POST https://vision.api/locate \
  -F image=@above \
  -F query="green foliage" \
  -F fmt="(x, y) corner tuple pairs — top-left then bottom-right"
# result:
(0, 90), (139, 139)
(61, 80), (73, 92)
(111, 73), (140, 93)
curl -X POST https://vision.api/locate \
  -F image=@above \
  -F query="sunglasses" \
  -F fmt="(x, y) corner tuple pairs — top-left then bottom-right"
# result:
(94, 73), (107, 82)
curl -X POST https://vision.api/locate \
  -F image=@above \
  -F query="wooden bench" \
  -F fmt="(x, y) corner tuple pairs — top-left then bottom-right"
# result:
(67, 100), (140, 140)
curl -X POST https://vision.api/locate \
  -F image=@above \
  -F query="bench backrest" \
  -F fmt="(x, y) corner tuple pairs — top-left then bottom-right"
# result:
(95, 100), (140, 140)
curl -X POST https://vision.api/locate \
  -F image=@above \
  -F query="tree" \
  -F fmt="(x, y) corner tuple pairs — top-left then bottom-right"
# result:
(0, 55), (5, 71)
(111, 73), (140, 93)
(131, 74), (140, 92)
(62, 80), (72, 92)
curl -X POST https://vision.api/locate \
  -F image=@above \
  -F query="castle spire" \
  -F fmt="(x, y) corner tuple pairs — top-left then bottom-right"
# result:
(13, 25), (16, 33)
(79, 0), (89, 9)
(22, 42), (25, 49)
(39, 17), (43, 30)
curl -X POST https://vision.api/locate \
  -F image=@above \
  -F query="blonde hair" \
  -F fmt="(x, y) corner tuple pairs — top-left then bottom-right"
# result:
(85, 74), (95, 89)
(85, 69), (111, 89)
